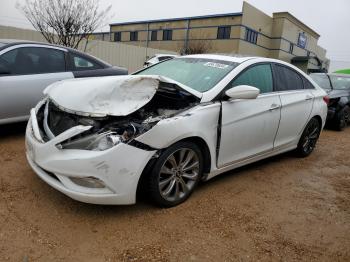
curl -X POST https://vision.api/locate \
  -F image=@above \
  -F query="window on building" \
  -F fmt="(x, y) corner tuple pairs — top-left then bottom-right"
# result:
(289, 43), (294, 54)
(151, 30), (157, 41)
(217, 26), (231, 39)
(273, 64), (304, 91)
(307, 51), (310, 57)
(245, 28), (258, 44)
(231, 64), (273, 93)
(114, 32), (121, 42)
(163, 30), (173, 41)
(130, 31), (138, 41)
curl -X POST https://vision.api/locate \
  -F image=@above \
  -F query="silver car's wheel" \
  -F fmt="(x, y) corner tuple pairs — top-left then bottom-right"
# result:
(159, 148), (199, 202)
(148, 141), (203, 207)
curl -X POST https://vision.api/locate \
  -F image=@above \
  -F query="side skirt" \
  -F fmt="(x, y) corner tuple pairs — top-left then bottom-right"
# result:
(205, 141), (298, 181)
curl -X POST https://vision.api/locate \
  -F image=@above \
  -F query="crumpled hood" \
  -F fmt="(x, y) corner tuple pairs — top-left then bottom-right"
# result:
(44, 75), (202, 117)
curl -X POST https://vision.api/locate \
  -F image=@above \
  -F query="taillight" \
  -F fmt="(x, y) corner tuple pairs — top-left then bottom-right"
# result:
(323, 96), (330, 105)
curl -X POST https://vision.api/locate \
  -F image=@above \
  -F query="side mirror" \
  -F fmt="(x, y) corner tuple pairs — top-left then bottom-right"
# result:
(225, 85), (260, 100)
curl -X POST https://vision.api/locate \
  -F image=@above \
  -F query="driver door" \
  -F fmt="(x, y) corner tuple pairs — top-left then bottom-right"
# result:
(218, 64), (281, 167)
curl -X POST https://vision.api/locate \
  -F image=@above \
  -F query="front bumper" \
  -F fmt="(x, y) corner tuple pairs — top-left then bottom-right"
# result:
(25, 112), (156, 205)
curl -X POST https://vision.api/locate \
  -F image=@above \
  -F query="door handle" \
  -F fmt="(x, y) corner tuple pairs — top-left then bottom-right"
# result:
(305, 95), (313, 101)
(269, 104), (281, 111)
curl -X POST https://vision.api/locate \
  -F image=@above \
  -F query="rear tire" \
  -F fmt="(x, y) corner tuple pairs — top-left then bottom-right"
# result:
(296, 118), (321, 157)
(148, 141), (203, 208)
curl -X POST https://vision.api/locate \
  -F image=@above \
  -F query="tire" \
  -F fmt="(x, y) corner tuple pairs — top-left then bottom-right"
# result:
(148, 141), (203, 207)
(335, 105), (350, 131)
(296, 118), (321, 157)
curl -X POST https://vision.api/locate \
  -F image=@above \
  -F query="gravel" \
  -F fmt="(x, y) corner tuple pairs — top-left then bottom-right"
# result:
(0, 122), (349, 261)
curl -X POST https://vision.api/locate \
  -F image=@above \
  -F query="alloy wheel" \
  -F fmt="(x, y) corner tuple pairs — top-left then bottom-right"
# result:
(158, 148), (199, 202)
(301, 120), (320, 155)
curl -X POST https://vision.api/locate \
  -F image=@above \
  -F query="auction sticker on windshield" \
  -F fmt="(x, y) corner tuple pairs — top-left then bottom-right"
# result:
(204, 62), (229, 69)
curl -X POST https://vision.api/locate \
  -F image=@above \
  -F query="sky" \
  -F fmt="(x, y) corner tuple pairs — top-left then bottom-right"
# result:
(1, 0), (349, 72)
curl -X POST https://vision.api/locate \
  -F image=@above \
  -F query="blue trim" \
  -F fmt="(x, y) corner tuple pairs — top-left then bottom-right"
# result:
(110, 12), (242, 26)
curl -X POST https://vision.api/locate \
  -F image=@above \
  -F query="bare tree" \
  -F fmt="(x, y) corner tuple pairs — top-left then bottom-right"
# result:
(17, 0), (112, 49)
(179, 40), (212, 55)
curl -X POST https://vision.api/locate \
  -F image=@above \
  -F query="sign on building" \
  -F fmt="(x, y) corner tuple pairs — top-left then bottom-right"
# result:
(297, 33), (307, 49)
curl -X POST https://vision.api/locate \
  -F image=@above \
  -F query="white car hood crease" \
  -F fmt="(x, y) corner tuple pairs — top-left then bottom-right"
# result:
(44, 75), (202, 117)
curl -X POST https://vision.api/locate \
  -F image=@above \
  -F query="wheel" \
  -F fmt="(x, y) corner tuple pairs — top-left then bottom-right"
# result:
(335, 105), (350, 131)
(148, 141), (203, 207)
(296, 118), (321, 157)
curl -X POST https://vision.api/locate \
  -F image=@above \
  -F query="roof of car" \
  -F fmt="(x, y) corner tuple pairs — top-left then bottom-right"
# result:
(311, 72), (350, 78)
(155, 54), (178, 57)
(183, 54), (258, 63)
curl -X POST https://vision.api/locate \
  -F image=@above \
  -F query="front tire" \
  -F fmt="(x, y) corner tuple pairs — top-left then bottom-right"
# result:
(296, 118), (321, 157)
(148, 141), (203, 207)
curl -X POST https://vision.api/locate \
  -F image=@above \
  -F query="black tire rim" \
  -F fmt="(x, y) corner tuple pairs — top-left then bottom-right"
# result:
(302, 121), (320, 154)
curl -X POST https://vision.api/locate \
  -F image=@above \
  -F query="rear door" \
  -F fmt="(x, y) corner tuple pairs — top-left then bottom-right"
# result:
(0, 45), (73, 122)
(272, 63), (314, 148)
(218, 63), (281, 167)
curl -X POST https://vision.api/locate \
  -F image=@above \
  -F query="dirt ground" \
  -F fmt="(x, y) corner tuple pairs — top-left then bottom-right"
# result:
(0, 123), (349, 262)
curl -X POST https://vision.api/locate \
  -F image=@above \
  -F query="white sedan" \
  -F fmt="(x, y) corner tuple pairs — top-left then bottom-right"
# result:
(25, 55), (328, 207)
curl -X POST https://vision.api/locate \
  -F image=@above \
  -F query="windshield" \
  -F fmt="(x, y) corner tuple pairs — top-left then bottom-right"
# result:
(330, 75), (350, 90)
(136, 58), (238, 92)
(310, 74), (332, 90)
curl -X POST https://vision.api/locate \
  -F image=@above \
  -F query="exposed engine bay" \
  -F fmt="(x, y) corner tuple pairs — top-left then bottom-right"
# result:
(36, 81), (199, 151)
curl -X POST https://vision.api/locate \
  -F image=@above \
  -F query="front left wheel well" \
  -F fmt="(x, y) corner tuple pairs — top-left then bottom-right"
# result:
(136, 136), (212, 200)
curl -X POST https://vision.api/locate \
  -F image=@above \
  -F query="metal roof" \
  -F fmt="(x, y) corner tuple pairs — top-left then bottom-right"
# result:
(110, 12), (242, 26)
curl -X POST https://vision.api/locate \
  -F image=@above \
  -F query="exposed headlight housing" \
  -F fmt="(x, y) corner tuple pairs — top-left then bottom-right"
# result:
(60, 131), (123, 151)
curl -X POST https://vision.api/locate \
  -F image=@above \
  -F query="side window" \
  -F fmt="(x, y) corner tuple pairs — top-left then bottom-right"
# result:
(0, 49), (18, 75)
(70, 54), (102, 71)
(0, 47), (65, 75)
(302, 77), (315, 89)
(274, 64), (303, 91)
(232, 64), (273, 93)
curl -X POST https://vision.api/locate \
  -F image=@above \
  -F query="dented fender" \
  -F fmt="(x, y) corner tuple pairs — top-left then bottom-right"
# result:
(135, 103), (221, 172)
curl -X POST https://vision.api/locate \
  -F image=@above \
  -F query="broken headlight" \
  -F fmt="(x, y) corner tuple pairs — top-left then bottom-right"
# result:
(60, 131), (124, 151)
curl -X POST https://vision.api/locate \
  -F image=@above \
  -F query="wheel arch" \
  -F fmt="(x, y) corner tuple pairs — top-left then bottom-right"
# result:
(136, 136), (212, 199)
(312, 115), (323, 128)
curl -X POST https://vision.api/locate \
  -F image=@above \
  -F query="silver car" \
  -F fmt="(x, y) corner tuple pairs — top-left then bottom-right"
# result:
(0, 39), (127, 125)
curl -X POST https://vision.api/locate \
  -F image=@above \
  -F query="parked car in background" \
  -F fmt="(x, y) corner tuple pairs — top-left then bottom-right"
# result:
(310, 73), (350, 130)
(144, 54), (178, 67)
(0, 39), (128, 125)
(26, 55), (327, 207)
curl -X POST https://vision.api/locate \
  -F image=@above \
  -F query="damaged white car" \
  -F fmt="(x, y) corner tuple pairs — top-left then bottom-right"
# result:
(25, 55), (328, 207)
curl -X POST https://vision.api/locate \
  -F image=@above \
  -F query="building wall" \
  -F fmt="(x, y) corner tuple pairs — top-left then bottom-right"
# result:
(109, 1), (329, 72)
(111, 15), (242, 54)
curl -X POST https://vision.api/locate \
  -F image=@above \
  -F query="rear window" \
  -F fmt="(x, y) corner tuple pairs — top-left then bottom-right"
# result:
(136, 58), (238, 92)
(274, 64), (304, 91)
(329, 75), (350, 90)
(310, 74), (332, 90)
